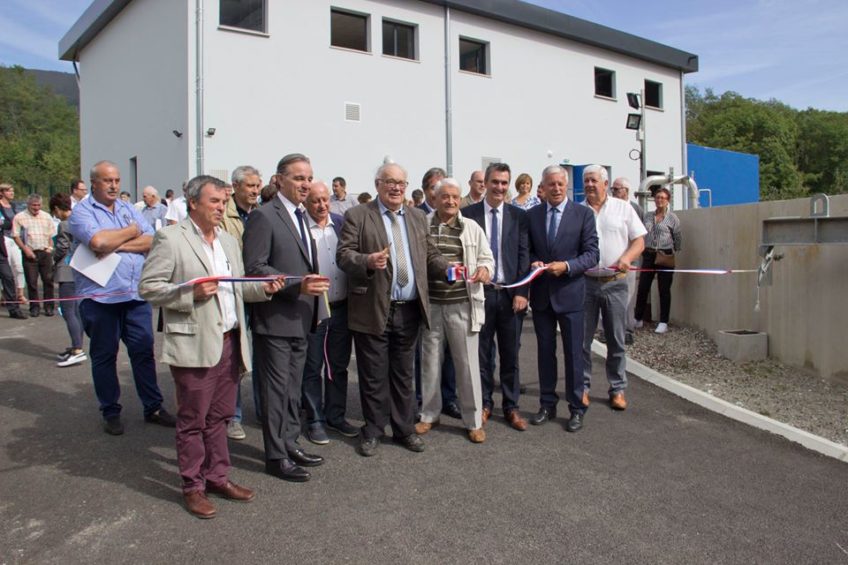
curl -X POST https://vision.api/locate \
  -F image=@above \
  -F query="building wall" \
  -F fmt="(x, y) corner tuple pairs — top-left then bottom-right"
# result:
(77, 0), (189, 199)
(670, 194), (848, 385)
(687, 143), (759, 207)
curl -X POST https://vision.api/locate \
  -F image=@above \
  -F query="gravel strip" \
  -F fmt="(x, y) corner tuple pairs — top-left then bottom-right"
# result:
(621, 323), (848, 447)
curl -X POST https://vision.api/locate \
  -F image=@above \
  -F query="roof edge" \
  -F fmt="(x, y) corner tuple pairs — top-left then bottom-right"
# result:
(59, 0), (133, 61)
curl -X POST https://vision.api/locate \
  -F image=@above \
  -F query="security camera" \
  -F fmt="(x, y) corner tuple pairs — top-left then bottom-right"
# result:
(172, 130), (183, 138)
(206, 128), (216, 136)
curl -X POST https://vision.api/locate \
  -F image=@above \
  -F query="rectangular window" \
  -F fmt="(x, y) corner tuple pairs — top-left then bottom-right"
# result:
(382, 19), (416, 60)
(645, 79), (663, 109)
(459, 37), (488, 75)
(594, 67), (615, 98)
(220, 0), (266, 33)
(331, 9), (369, 52)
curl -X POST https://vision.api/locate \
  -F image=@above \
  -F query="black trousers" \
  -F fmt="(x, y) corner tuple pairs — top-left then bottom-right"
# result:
(478, 287), (521, 413)
(0, 257), (20, 313)
(23, 249), (54, 311)
(352, 301), (420, 440)
(634, 250), (675, 324)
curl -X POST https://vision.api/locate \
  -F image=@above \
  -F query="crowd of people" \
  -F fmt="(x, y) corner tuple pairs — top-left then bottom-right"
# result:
(0, 155), (684, 519)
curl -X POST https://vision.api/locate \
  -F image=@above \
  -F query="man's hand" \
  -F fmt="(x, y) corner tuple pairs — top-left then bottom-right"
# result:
(301, 274), (330, 296)
(193, 281), (219, 301)
(513, 295), (528, 313)
(469, 266), (491, 284)
(615, 258), (632, 272)
(366, 246), (390, 270)
(530, 260), (546, 270)
(548, 261), (569, 277)
(21, 245), (35, 261)
(262, 276), (285, 294)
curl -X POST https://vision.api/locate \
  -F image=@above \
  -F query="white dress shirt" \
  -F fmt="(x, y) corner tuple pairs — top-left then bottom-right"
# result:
(190, 220), (237, 332)
(308, 214), (347, 303)
(483, 200), (505, 283)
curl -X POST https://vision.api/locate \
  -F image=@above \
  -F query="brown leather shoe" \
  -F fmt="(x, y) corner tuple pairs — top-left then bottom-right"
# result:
(505, 410), (528, 431)
(184, 491), (216, 519)
(610, 392), (627, 411)
(583, 391), (590, 407)
(414, 421), (435, 435)
(481, 407), (492, 425)
(207, 481), (255, 502)
(468, 428), (486, 443)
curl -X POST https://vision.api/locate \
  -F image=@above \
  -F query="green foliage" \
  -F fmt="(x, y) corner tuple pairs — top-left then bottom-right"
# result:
(685, 86), (848, 201)
(0, 65), (80, 197)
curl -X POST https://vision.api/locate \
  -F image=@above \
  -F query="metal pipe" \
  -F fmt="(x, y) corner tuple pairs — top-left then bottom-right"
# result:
(195, 0), (204, 175)
(637, 172), (700, 210)
(444, 6), (453, 177)
(679, 70), (687, 189)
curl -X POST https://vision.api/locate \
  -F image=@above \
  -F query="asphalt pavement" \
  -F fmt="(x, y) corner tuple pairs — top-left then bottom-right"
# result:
(1, 313), (847, 564)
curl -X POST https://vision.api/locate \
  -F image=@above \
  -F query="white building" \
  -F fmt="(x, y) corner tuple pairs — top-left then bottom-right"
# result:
(60, 0), (698, 205)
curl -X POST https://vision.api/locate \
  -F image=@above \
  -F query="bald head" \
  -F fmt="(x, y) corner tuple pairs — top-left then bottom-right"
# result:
(142, 185), (159, 207)
(611, 177), (632, 201)
(306, 180), (331, 225)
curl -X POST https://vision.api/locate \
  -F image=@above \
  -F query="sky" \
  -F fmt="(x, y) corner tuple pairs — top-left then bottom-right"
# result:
(1, 0), (846, 111)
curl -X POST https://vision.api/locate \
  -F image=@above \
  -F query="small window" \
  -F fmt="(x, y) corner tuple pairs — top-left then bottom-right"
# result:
(459, 37), (488, 75)
(594, 67), (615, 98)
(220, 0), (266, 33)
(645, 80), (663, 109)
(382, 19), (416, 60)
(331, 9), (369, 52)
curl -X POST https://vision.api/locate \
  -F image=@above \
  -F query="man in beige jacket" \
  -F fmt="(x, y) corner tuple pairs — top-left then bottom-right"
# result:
(139, 175), (282, 519)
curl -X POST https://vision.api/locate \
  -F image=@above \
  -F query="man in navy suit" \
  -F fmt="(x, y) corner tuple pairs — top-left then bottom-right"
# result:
(464, 162), (531, 431)
(527, 165), (599, 432)
(301, 181), (358, 445)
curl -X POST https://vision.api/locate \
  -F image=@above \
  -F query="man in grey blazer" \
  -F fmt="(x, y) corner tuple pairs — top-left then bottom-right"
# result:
(139, 175), (283, 519)
(337, 162), (450, 457)
(243, 153), (330, 482)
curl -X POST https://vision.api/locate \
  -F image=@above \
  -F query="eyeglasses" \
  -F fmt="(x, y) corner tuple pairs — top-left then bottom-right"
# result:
(378, 179), (408, 189)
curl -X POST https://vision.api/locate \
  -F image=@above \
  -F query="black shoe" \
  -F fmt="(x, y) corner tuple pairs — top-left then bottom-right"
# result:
(625, 331), (634, 345)
(9, 310), (26, 320)
(103, 416), (124, 436)
(44, 309), (55, 317)
(519, 384), (528, 394)
(265, 459), (310, 482)
(530, 407), (556, 426)
(326, 419), (359, 438)
(441, 402), (462, 419)
(597, 331), (607, 344)
(566, 412), (584, 433)
(145, 408), (177, 427)
(290, 448), (324, 467)
(358, 436), (379, 457)
(392, 433), (425, 453)
(29, 309), (40, 318)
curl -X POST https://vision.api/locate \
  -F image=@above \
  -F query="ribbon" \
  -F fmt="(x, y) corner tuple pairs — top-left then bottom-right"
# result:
(492, 264), (549, 289)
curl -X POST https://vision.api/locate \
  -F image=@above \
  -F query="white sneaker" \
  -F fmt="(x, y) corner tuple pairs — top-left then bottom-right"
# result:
(635, 320), (643, 329)
(227, 420), (246, 440)
(655, 323), (669, 334)
(57, 351), (87, 367)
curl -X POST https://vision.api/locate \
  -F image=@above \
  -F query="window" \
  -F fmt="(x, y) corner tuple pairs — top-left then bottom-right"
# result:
(645, 80), (663, 109)
(220, 0), (266, 33)
(459, 37), (488, 75)
(594, 67), (615, 98)
(331, 9), (369, 52)
(382, 19), (416, 60)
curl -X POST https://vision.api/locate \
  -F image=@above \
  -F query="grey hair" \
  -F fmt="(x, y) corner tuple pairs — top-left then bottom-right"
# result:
(231, 165), (261, 186)
(541, 165), (569, 181)
(375, 162), (408, 181)
(434, 177), (461, 197)
(26, 193), (42, 204)
(276, 154), (310, 175)
(582, 164), (609, 183)
(89, 160), (119, 180)
(185, 175), (227, 205)
(142, 185), (158, 197)
(612, 177), (631, 192)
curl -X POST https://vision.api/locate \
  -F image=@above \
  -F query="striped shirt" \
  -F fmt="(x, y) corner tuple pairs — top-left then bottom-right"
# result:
(644, 210), (682, 252)
(12, 209), (56, 250)
(428, 214), (467, 304)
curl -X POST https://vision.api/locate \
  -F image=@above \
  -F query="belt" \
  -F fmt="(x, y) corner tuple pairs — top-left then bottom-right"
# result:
(329, 299), (347, 309)
(586, 272), (627, 284)
(646, 248), (673, 253)
(223, 328), (239, 339)
(390, 300), (411, 306)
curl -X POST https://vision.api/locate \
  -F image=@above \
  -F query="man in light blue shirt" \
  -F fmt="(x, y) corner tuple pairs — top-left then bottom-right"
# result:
(69, 160), (175, 436)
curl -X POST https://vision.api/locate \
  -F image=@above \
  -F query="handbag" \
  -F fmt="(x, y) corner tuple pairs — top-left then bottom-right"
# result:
(654, 250), (675, 268)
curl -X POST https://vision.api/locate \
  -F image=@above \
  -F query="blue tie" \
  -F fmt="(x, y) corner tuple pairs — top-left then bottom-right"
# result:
(294, 208), (309, 252)
(490, 208), (499, 283)
(547, 206), (559, 247)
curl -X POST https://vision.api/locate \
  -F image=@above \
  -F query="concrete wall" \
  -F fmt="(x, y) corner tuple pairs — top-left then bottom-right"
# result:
(669, 194), (848, 384)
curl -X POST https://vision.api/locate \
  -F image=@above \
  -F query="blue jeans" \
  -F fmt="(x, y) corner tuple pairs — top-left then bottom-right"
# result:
(301, 302), (352, 425)
(79, 299), (163, 420)
(59, 282), (84, 349)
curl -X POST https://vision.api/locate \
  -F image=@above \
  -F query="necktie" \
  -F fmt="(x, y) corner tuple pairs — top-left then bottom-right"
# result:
(547, 207), (560, 247)
(387, 210), (409, 287)
(294, 208), (309, 253)
(490, 208), (499, 283)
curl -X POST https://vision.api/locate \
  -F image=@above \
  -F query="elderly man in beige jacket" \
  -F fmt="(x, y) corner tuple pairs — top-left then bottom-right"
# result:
(415, 177), (494, 443)
(139, 175), (282, 519)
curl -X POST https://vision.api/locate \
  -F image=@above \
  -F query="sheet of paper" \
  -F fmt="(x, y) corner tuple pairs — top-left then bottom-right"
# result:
(69, 244), (121, 287)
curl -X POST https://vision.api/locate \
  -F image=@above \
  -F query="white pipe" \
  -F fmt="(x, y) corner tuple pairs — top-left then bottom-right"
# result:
(638, 173), (700, 210)
(444, 6), (453, 177)
(195, 0), (204, 175)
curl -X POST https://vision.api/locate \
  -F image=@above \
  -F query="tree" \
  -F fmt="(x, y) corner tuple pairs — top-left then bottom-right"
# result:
(0, 65), (80, 197)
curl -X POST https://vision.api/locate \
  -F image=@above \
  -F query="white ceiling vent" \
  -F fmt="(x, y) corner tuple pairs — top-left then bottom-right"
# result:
(344, 102), (361, 122)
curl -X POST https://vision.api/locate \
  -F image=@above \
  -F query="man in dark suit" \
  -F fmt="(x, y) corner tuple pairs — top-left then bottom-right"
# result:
(337, 162), (449, 457)
(243, 153), (330, 482)
(526, 165), (599, 432)
(464, 162), (531, 431)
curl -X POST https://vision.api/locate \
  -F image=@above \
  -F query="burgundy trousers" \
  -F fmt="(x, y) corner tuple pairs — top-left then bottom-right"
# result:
(170, 332), (241, 494)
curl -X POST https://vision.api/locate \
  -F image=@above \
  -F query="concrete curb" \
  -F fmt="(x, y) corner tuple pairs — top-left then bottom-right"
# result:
(592, 340), (848, 463)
